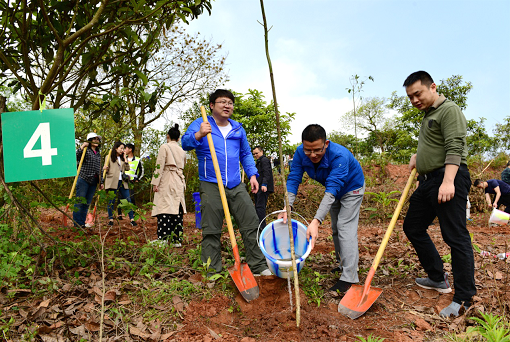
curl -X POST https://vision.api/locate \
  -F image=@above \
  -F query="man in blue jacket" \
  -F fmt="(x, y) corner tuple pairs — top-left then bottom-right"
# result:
(182, 89), (270, 276)
(280, 124), (365, 292)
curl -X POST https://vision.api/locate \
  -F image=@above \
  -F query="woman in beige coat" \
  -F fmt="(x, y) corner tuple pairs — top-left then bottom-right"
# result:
(151, 124), (186, 246)
(104, 141), (137, 226)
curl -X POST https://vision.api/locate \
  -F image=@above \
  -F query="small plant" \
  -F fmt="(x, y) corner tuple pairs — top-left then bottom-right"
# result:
(356, 333), (386, 342)
(466, 311), (510, 342)
(364, 191), (400, 220)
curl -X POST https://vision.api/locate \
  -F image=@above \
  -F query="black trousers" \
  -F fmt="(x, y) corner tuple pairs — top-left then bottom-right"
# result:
(254, 191), (269, 228)
(403, 166), (475, 304)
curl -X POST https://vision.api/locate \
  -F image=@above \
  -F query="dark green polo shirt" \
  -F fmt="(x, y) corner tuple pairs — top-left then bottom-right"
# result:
(416, 94), (468, 175)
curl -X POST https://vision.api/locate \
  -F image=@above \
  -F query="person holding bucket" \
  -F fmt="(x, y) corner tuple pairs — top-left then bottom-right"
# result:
(402, 71), (474, 318)
(474, 179), (510, 214)
(181, 89), (271, 277)
(73, 133), (103, 228)
(279, 124), (365, 293)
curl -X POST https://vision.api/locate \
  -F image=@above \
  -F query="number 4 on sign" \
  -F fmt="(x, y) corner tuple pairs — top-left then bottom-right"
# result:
(23, 122), (58, 166)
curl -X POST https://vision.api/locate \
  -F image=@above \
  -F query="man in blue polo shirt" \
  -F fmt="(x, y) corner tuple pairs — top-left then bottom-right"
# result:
(474, 179), (510, 214)
(280, 124), (365, 292)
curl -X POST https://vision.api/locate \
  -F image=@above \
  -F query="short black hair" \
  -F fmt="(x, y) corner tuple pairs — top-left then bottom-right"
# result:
(168, 123), (180, 141)
(209, 89), (235, 108)
(507, 161), (510, 167)
(403, 71), (434, 88)
(125, 143), (135, 151)
(473, 179), (483, 187)
(253, 146), (263, 153)
(302, 124), (326, 143)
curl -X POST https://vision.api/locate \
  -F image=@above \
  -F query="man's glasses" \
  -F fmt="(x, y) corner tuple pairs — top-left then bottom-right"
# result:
(215, 100), (234, 107)
(303, 144), (325, 155)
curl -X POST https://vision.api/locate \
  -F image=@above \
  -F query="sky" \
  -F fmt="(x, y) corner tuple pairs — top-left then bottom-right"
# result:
(179, 0), (510, 144)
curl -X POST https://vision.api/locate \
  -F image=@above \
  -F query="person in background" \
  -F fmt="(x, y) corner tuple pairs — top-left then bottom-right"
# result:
(401, 71), (474, 318)
(252, 146), (274, 228)
(73, 133), (103, 228)
(117, 143), (144, 220)
(103, 141), (137, 226)
(501, 161), (510, 185)
(474, 179), (510, 214)
(181, 89), (270, 276)
(151, 124), (187, 247)
(279, 124), (365, 293)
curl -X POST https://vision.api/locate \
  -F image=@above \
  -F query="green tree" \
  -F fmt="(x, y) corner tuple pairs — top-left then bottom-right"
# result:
(76, 25), (227, 156)
(341, 97), (390, 154)
(328, 130), (373, 157)
(346, 74), (374, 157)
(466, 117), (497, 157)
(493, 116), (510, 154)
(0, 0), (213, 111)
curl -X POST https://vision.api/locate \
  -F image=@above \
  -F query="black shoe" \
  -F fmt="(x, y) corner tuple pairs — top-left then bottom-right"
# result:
(130, 220), (137, 227)
(108, 220), (114, 226)
(117, 216), (124, 220)
(330, 266), (343, 274)
(329, 280), (353, 293)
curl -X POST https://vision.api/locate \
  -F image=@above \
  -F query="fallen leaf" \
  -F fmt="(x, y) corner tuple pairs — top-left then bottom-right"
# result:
(39, 334), (66, 342)
(85, 322), (100, 332)
(130, 326), (151, 339)
(487, 270), (494, 278)
(62, 284), (72, 292)
(104, 290), (116, 301)
(39, 298), (51, 308)
(118, 300), (132, 305)
(495, 271), (503, 280)
(173, 296), (184, 312)
(69, 325), (87, 337)
(160, 331), (177, 340)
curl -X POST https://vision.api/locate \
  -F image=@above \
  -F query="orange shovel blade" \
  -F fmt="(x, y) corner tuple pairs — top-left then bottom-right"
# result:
(338, 284), (383, 319)
(228, 262), (259, 302)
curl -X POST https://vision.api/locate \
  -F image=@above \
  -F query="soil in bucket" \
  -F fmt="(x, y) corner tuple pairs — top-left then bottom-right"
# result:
(258, 218), (312, 278)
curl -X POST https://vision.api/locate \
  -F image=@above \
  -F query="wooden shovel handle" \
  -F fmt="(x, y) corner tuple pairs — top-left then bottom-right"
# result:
(68, 146), (87, 199)
(371, 168), (417, 270)
(200, 106), (239, 259)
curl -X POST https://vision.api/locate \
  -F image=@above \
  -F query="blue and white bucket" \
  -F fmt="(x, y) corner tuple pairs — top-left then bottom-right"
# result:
(258, 218), (312, 279)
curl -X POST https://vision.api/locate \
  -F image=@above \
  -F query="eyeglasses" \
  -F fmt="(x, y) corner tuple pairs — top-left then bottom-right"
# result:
(215, 100), (234, 107)
(303, 144), (325, 155)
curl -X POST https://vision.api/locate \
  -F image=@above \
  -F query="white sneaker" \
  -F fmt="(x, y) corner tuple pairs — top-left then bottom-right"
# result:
(172, 243), (182, 248)
(256, 269), (272, 276)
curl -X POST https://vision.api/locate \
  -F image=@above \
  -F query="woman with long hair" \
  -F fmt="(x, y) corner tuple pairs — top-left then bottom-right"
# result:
(151, 124), (187, 246)
(103, 141), (137, 226)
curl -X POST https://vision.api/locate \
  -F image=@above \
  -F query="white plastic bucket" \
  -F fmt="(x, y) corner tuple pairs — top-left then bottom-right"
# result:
(258, 218), (312, 279)
(489, 208), (510, 225)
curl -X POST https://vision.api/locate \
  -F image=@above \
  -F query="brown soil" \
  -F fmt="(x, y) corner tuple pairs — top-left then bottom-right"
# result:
(5, 164), (510, 341)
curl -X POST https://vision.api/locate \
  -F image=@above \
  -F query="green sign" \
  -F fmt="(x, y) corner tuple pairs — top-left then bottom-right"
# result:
(2, 108), (76, 182)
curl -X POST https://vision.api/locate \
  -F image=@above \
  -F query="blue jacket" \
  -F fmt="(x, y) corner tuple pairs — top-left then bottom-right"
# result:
(287, 142), (364, 199)
(182, 116), (258, 189)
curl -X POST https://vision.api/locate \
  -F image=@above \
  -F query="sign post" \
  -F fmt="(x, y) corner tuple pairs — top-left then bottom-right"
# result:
(2, 108), (76, 183)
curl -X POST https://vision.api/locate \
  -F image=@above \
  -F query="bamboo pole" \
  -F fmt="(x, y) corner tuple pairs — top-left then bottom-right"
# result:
(259, 0), (301, 327)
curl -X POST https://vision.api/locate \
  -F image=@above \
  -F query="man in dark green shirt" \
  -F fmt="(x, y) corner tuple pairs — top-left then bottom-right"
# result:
(402, 71), (474, 317)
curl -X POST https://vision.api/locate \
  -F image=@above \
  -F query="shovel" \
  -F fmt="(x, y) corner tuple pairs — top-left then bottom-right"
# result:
(338, 168), (417, 319)
(85, 148), (113, 226)
(63, 146), (87, 226)
(200, 106), (259, 302)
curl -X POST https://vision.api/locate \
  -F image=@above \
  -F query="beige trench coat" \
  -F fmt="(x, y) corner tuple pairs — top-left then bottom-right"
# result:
(104, 155), (130, 190)
(151, 141), (187, 216)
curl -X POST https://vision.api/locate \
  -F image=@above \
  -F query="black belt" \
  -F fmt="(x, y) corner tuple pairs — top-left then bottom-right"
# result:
(418, 164), (468, 182)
